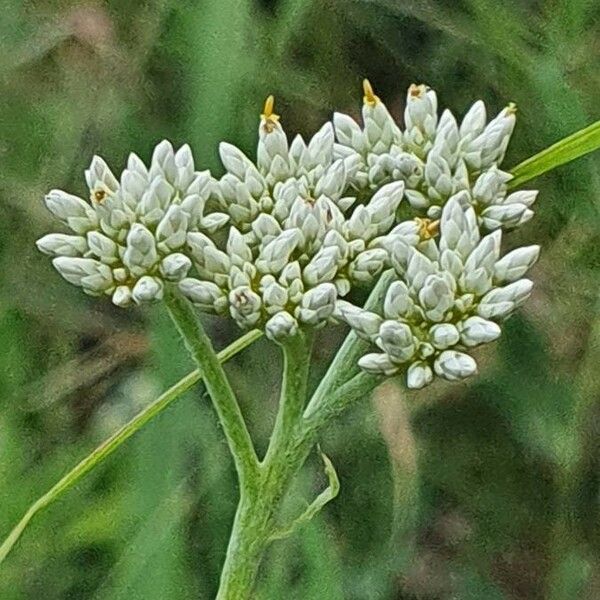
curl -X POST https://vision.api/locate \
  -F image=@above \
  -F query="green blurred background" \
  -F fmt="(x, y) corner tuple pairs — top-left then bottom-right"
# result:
(1, 1), (599, 598)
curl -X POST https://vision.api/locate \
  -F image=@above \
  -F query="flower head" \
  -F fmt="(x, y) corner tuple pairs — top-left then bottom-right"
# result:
(335, 195), (539, 388)
(178, 99), (417, 341)
(333, 81), (537, 228)
(36, 141), (229, 306)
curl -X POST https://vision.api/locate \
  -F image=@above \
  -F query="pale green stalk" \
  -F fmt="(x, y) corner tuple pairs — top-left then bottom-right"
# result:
(203, 284), (385, 598)
(165, 290), (260, 485)
(216, 331), (314, 599)
(0, 328), (262, 566)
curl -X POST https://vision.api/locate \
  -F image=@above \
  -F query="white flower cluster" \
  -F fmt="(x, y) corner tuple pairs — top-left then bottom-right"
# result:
(335, 195), (539, 387)
(37, 141), (229, 306)
(178, 97), (412, 340)
(333, 81), (537, 229)
(37, 82), (540, 381)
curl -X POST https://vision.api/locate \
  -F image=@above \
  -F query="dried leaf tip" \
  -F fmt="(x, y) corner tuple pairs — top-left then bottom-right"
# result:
(362, 79), (379, 106)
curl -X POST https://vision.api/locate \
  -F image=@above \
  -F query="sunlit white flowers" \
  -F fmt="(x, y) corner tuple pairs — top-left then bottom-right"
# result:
(37, 81), (540, 362)
(178, 97), (410, 339)
(37, 141), (229, 306)
(334, 80), (537, 227)
(335, 195), (539, 387)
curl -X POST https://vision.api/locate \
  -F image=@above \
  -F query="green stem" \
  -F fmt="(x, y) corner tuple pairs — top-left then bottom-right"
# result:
(300, 371), (382, 449)
(216, 487), (273, 600)
(165, 290), (260, 485)
(263, 331), (313, 465)
(508, 120), (600, 188)
(216, 277), (387, 598)
(305, 269), (394, 419)
(216, 331), (314, 598)
(0, 328), (262, 567)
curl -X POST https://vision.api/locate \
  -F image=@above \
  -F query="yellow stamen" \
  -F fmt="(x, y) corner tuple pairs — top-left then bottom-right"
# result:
(408, 83), (425, 98)
(263, 95), (275, 118)
(415, 217), (440, 240)
(93, 189), (107, 203)
(506, 102), (517, 115)
(362, 79), (379, 106)
(261, 95), (280, 133)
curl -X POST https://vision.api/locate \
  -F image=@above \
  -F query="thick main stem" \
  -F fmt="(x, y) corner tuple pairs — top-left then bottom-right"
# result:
(168, 289), (384, 599)
(216, 487), (273, 600)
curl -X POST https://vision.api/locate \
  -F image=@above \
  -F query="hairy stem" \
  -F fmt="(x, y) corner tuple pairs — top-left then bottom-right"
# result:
(305, 269), (394, 419)
(216, 331), (314, 598)
(165, 290), (260, 485)
(0, 328), (262, 567)
(263, 331), (313, 465)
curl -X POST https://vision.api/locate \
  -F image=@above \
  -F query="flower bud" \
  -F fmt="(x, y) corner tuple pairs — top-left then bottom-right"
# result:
(160, 253), (192, 281)
(156, 205), (188, 251)
(296, 283), (337, 325)
(460, 316), (501, 347)
(358, 353), (398, 376)
(149, 140), (177, 184)
(36, 233), (87, 257)
(179, 278), (225, 312)
(229, 286), (262, 327)
(433, 350), (477, 381)
(407, 361), (433, 389)
(333, 112), (367, 154)
(112, 285), (133, 307)
(334, 301), (382, 341)
(255, 229), (302, 274)
(132, 276), (164, 304)
(478, 279), (533, 319)
(429, 323), (460, 349)
(123, 223), (158, 277)
(493, 246), (540, 283)
(376, 320), (416, 362)
(265, 311), (299, 341)
(44, 190), (98, 234)
(348, 248), (388, 283)
(52, 257), (113, 293)
(86, 231), (119, 264)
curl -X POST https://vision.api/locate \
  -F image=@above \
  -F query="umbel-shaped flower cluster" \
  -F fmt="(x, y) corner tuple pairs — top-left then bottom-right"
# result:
(37, 142), (228, 306)
(336, 196), (539, 388)
(37, 81), (540, 387)
(334, 81), (537, 228)
(179, 96), (410, 339)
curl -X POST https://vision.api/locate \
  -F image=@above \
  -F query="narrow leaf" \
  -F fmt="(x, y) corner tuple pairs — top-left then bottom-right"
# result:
(509, 120), (600, 188)
(0, 329), (262, 566)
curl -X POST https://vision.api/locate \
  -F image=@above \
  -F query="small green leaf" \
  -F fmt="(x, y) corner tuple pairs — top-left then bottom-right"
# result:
(269, 449), (340, 543)
(509, 120), (600, 188)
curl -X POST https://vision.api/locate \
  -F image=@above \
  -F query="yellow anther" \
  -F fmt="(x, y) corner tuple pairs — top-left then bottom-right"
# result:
(506, 102), (517, 115)
(415, 217), (440, 240)
(408, 83), (425, 98)
(92, 188), (107, 203)
(262, 95), (275, 118)
(362, 79), (379, 106)
(261, 95), (280, 133)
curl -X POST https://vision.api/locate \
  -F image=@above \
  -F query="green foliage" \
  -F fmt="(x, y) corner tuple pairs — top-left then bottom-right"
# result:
(1, 0), (599, 598)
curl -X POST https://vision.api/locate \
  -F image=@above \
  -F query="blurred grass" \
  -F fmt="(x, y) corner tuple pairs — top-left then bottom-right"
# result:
(1, 0), (599, 598)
